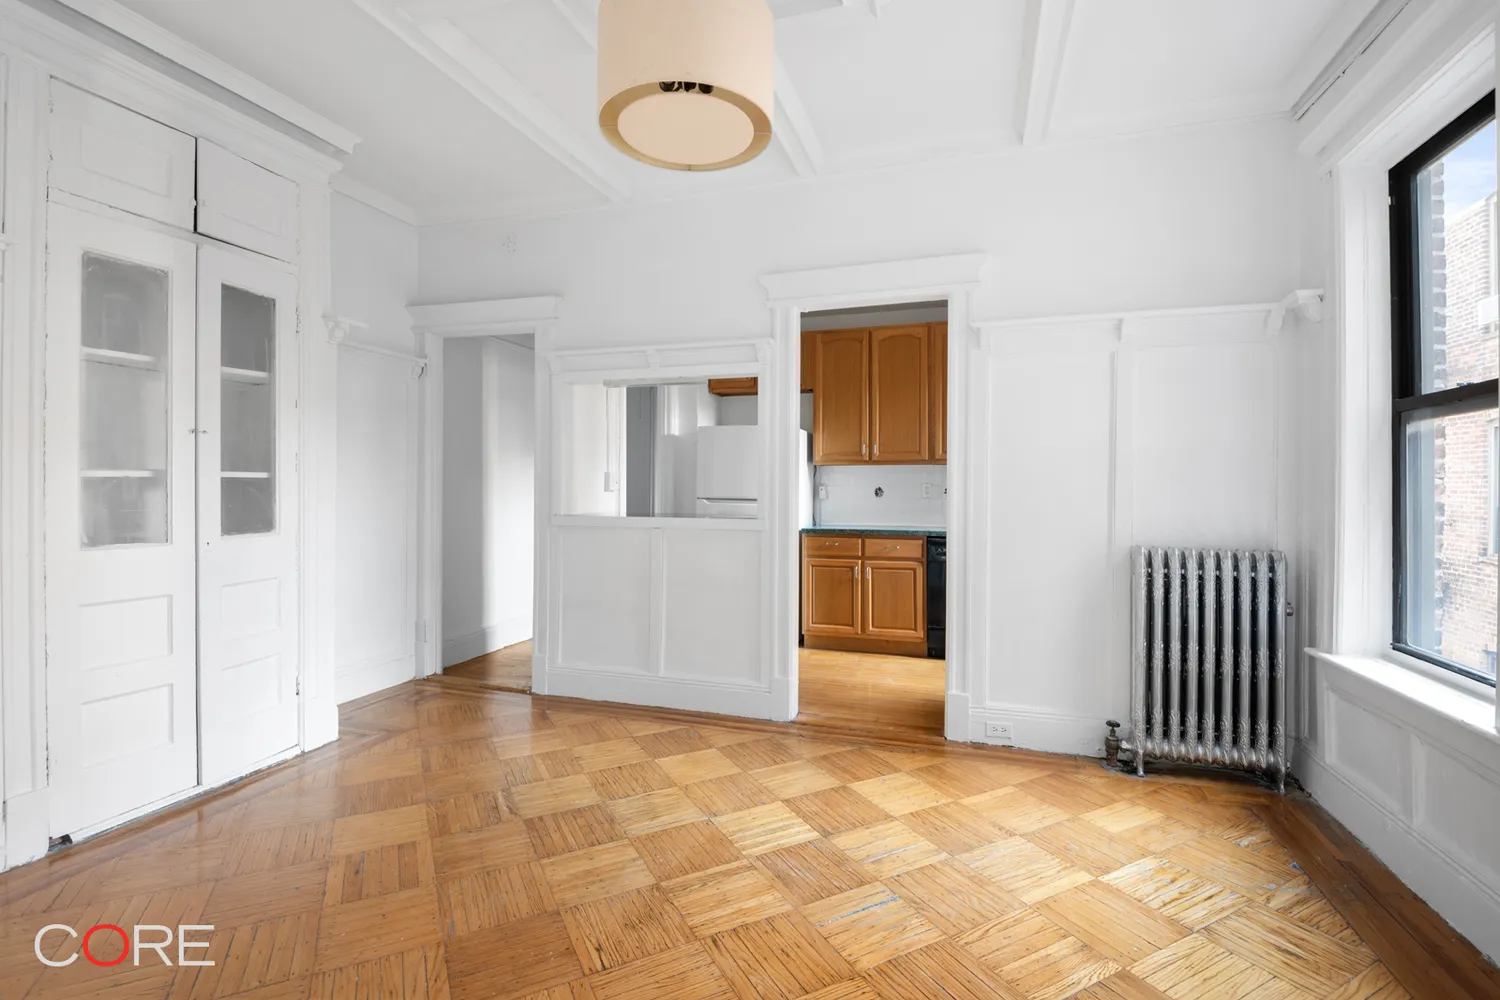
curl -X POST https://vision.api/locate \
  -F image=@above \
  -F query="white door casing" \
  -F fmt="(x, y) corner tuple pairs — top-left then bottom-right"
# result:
(44, 203), (199, 836)
(197, 244), (301, 785)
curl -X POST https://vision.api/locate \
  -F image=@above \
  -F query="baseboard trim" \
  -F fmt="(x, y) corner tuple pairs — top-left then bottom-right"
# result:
(4, 788), (48, 870)
(337, 654), (418, 705)
(544, 664), (774, 720)
(442, 616), (532, 668)
(968, 704), (1108, 757)
(1295, 740), (1500, 962)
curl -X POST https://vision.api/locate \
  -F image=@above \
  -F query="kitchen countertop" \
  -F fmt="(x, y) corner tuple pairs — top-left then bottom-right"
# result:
(802, 525), (946, 537)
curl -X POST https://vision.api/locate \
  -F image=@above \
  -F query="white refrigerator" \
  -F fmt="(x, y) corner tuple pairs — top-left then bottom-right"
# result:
(695, 427), (812, 524)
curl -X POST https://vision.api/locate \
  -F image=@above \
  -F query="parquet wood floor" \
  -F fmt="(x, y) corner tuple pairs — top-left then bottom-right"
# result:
(3, 677), (1496, 1000)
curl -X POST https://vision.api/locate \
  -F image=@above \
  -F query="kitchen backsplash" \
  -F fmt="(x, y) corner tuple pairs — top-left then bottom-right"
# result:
(815, 464), (946, 528)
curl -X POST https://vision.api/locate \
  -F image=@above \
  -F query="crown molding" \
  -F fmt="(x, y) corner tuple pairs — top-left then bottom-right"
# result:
(49, 0), (361, 154)
(409, 295), (562, 335)
(761, 253), (991, 307)
(331, 174), (421, 227)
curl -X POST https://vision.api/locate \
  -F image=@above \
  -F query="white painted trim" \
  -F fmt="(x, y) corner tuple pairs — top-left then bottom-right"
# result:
(0, 0), (343, 180)
(331, 175), (420, 227)
(548, 339), (767, 376)
(327, 316), (428, 377)
(975, 300), (1283, 332)
(544, 666), (776, 719)
(49, 0), (361, 153)
(761, 253), (985, 732)
(414, 296), (561, 681)
(760, 253), (991, 306)
(0, 56), (48, 871)
(1297, 0), (1495, 166)
(297, 182), (341, 753)
(410, 295), (562, 334)
(338, 654), (419, 704)
(1014, 0), (1075, 146)
(348, 0), (630, 202)
(968, 703), (1109, 758)
(1288, 0), (1410, 119)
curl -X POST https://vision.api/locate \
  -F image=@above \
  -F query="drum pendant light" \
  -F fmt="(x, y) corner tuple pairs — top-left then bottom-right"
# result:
(598, 0), (775, 171)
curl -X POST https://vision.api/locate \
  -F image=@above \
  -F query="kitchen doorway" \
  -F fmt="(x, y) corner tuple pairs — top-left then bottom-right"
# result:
(794, 301), (949, 742)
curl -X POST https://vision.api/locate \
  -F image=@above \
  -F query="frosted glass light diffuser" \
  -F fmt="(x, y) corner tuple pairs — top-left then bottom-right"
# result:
(598, 0), (774, 170)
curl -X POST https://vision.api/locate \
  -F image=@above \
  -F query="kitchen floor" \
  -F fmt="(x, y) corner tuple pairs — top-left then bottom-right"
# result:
(797, 647), (946, 741)
(446, 639), (533, 693)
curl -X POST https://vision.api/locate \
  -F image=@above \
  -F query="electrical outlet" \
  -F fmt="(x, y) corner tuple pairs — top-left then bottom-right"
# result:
(817, 483), (828, 501)
(984, 721), (1014, 743)
(921, 483), (933, 499)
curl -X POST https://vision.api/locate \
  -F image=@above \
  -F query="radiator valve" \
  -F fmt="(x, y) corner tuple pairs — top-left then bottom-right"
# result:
(1104, 720), (1122, 769)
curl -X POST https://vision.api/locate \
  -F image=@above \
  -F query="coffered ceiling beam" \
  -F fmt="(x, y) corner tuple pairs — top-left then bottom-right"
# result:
(1014, 0), (1075, 146)
(546, 0), (823, 177)
(352, 0), (631, 202)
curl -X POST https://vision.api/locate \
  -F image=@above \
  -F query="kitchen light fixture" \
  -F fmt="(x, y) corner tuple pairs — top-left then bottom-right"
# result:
(597, 0), (774, 171)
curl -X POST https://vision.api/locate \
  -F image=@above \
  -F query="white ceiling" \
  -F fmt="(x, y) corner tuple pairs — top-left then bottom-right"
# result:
(114, 0), (1380, 225)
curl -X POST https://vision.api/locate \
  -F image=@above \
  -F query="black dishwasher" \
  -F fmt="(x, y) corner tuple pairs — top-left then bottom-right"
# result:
(927, 536), (946, 659)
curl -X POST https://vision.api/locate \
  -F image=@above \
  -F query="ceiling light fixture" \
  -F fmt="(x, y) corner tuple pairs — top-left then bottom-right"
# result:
(597, 0), (774, 171)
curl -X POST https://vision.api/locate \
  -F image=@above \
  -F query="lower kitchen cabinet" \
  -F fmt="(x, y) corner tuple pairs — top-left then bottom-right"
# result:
(802, 534), (927, 655)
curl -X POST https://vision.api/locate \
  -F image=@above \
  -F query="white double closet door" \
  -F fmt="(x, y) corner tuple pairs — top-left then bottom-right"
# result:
(45, 203), (300, 838)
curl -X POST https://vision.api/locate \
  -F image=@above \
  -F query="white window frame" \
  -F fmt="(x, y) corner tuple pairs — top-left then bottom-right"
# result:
(1324, 22), (1498, 709)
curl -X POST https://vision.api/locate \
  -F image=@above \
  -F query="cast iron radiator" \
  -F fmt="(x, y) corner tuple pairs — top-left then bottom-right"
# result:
(1105, 546), (1290, 792)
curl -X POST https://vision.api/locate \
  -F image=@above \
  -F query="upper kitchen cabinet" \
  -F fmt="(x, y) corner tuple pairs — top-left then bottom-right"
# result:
(50, 82), (196, 229)
(810, 322), (945, 466)
(869, 325), (929, 463)
(930, 322), (947, 463)
(813, 328), (869, 464)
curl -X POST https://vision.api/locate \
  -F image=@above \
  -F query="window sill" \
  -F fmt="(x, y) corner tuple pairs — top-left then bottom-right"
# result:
(1308, 649), (1498, 743)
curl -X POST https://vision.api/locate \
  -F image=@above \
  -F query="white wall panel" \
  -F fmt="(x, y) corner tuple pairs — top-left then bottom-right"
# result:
(555, 525), (652, 672)
(1132, 341), (1277, 549)
(1417, 743), (1500, 890)
(661, 529), (761, 684)
(1326, 691), (1413, 817)
(335, 352), (419, 701)
(985, 350), (1114, 725)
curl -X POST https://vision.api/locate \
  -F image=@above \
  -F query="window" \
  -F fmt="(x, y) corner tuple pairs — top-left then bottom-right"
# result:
(1390, 91), (1499, 684)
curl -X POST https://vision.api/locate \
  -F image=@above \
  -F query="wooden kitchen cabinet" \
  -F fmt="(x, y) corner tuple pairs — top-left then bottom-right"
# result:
(930, 321), (947, 462)
(809, 322), (944, 466)
(813, 329), (869, 464)
(803, 555), (862, 636)
(869, 324), (929, 463)
(802, 534), (927, 655)
(708, 377), (758, 396)
(864, 559), (927, 641)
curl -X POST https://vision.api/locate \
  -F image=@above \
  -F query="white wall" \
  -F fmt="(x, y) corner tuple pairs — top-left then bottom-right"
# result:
(442, 337), (535, 666)
(420, 118), (1304, 340)
(331, 193), (422, 702)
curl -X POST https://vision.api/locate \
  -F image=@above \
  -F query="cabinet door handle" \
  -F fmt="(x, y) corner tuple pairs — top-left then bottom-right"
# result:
(866, 566), (871, 582)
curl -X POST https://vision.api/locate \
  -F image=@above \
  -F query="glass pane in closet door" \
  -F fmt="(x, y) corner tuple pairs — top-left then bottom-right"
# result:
(79, 252), (170, 547)
(220, 284), (276, 535)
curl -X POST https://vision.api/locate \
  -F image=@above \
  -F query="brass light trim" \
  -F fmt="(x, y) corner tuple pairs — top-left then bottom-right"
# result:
(599, 83), (772, 171)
